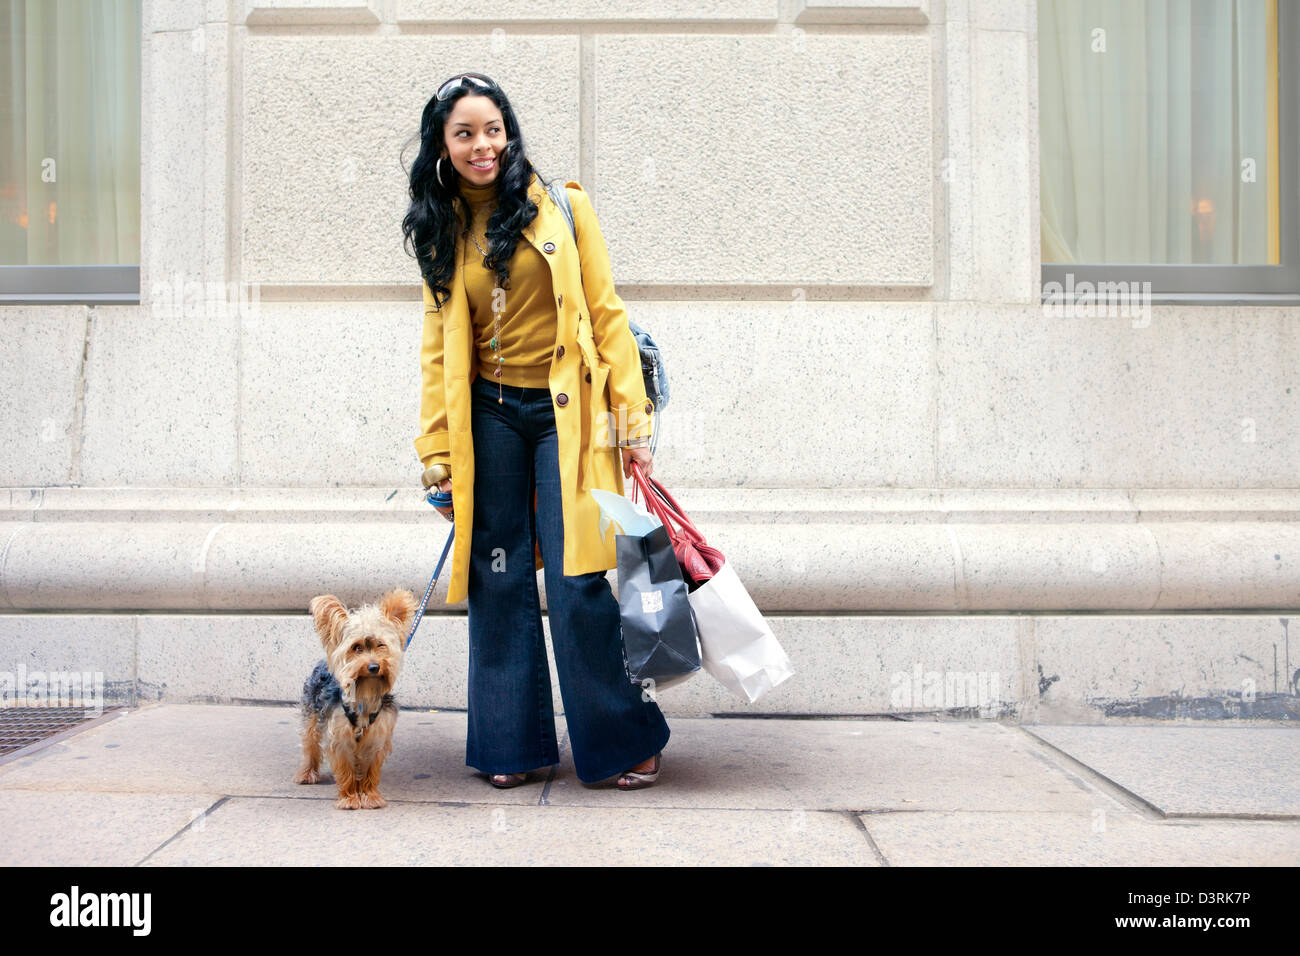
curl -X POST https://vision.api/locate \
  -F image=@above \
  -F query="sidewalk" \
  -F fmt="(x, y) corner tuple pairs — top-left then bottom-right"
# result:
(1, 703), (1296, 866)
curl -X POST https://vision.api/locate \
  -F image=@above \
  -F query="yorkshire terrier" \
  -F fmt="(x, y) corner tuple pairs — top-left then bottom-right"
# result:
(294, 589), (416, 809)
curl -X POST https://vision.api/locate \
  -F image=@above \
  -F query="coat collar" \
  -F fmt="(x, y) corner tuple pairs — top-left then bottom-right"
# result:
(524, 172), (566, 251)
(454, 171), (565, 263)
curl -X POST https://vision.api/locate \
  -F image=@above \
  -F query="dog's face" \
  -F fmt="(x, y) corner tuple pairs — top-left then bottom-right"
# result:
(310, 590), (416, 703)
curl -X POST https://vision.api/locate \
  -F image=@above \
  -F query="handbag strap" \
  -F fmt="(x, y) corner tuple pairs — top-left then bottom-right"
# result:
(630, 468), (703, 547)
(546, 179), (577, 241)
(645, 476), (707, 545)
(632, 465), (726, 585)
(548, 179), (667, 442)
(630, 464), (726, 585)
(629, 462), (682, 536)
(630, 463), (709, 550)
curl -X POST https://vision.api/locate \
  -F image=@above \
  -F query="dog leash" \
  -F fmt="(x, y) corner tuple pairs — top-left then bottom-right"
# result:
(405, 489), (455, 650)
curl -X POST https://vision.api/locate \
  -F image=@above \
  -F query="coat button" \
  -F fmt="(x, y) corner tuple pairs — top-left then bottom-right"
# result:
(557, 294), (563, 306)
(556, 345), (565, 358)
(556, 392), (569, 407)
(543, 241), (556, 254)
(585, 371), (591, 383)
(644, 402), (653, 415)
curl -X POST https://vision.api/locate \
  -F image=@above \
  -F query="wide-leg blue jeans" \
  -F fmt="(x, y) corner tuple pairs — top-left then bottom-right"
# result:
(465, 374), (670, 783)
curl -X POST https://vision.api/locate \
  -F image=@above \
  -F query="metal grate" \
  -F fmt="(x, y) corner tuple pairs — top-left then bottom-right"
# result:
(0, 707), (102, 756)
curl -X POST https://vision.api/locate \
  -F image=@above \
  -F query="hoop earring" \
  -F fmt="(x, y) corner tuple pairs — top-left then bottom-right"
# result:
(436, 156), (448, 190)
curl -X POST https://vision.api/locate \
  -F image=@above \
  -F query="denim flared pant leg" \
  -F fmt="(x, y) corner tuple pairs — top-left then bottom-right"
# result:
(466, 376), (669, 783)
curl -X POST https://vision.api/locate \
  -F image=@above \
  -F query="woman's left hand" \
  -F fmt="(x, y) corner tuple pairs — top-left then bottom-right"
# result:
(622, 445), (653, 481)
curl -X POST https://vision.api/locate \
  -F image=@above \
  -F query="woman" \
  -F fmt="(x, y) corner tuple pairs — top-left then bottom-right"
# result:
(401, 73), (668, 790)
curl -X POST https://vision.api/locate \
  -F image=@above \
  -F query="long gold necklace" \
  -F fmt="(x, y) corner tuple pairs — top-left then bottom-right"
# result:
(464, 221), (505, 404)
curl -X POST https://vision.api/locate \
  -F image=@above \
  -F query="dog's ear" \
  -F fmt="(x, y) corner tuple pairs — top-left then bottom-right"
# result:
(309, 595), (348, 652)
(379, 589), (418, 632)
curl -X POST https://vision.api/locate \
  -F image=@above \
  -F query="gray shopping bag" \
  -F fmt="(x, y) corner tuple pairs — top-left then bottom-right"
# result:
(615, 523), (702, 690)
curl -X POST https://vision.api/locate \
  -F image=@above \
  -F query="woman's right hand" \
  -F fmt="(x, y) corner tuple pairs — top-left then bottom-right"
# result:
(431, 478), (454, 522)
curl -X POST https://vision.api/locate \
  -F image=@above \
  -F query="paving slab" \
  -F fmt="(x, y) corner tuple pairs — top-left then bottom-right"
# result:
(544, 717), (1113, 812)
(1024, 725), (1300, 817)
(5, 703), (1297, 867)
(141, 797), (880, 866)
(0, 703), (564, 806)
(0, 705), (1114, 814)
(859, 810), (1300, 866)
(0, 788), (221, 866)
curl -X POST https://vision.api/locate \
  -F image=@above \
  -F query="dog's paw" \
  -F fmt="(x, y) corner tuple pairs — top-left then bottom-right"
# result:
(360, 790), (388, 810)
(293, 767), (320, 785)
(335, 792), (363, 810)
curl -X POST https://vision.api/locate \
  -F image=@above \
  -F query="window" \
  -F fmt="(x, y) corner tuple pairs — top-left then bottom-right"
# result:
(0, 0), (141, 303)
(1039, 0), (1298, 300)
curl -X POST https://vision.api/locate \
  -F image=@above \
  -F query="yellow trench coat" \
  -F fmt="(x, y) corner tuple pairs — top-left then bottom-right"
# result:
(414, 174), (655, 606)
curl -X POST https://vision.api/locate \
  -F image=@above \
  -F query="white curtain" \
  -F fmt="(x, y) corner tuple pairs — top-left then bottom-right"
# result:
(1039, 0), (1275, 264)
(1, 0), (141, 266)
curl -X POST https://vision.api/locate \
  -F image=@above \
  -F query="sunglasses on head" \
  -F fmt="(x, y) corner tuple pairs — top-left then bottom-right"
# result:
(437, 73), (497, 101)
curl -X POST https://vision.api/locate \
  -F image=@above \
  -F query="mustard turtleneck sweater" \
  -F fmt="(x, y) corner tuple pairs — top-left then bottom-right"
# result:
(457, 173), (555, 389)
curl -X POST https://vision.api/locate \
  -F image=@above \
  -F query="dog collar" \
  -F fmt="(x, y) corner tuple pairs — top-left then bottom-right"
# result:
(342, 702), (380, 728)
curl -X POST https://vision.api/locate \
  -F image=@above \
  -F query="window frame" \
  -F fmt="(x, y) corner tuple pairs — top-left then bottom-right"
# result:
(1040, 1), (1300, 305)
(0, 0), (141, 306)
(0, 266), (138, 304)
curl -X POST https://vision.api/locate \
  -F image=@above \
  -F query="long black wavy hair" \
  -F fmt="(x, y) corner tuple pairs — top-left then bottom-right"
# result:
(401, 76), (557, 311)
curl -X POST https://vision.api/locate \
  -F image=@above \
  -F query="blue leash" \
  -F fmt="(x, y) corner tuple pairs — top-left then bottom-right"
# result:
(405, 489), (455, 650)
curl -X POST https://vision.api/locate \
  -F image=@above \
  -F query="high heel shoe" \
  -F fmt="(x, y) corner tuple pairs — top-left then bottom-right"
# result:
(489, 772), (528, 788)
(616, 753), (661, 790)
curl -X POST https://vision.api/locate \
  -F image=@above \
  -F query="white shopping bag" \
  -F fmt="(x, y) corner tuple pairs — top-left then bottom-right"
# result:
(686, 560), (793, 703)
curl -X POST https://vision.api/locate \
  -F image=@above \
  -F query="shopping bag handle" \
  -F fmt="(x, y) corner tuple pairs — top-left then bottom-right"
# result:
(630, 462), (726, 583)
(632, 466), (711, 550)
(630, 462), (700, 544)
(646, 475), (708, 545)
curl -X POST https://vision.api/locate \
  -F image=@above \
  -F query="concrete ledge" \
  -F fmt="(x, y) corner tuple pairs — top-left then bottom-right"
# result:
(243, 1), (381, 25)
(794, 0), (930, 25)
(0, 613), (1295, 721)
(393, 1), (780, 23)
(3, 488), (1300, 611)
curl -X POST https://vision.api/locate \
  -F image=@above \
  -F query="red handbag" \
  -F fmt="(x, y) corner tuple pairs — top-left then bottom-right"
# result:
(629, 462), (726, 587)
